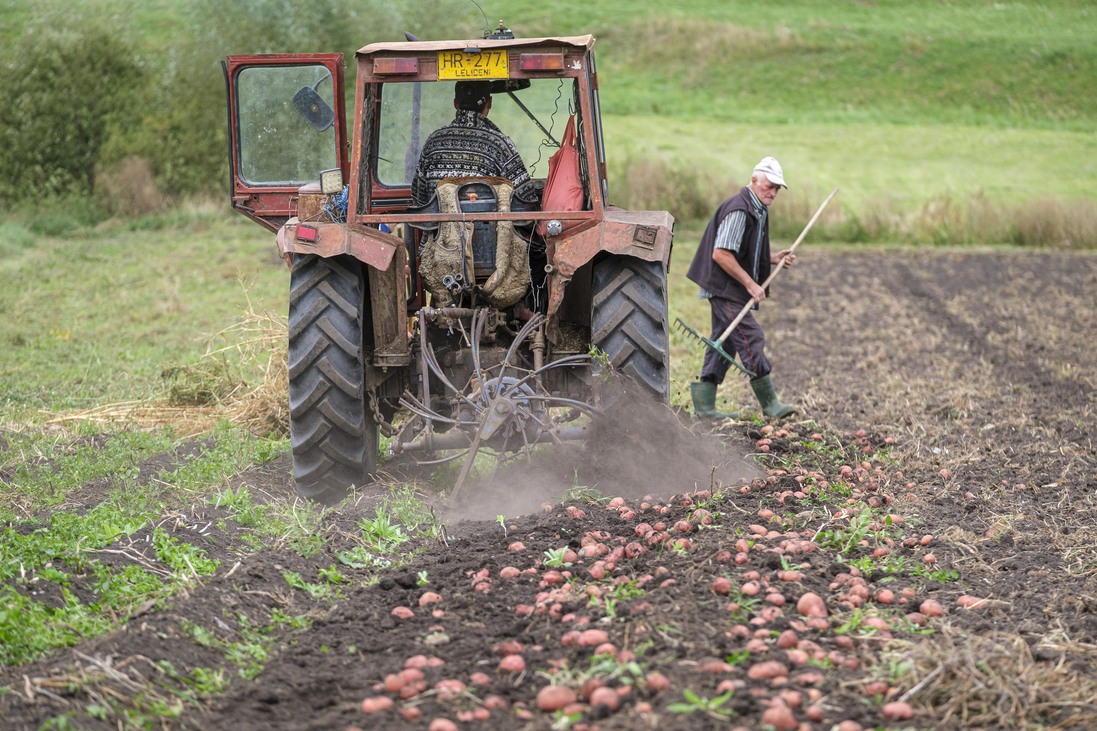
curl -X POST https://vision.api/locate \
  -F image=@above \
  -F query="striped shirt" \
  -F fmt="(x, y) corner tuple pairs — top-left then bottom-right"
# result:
(699, 187), (767, 298)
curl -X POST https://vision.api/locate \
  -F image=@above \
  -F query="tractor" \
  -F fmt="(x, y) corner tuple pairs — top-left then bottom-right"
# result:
(223, 23), (674, 503)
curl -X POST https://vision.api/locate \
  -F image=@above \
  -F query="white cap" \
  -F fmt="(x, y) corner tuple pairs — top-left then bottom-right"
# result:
(753, 156), (787, 189)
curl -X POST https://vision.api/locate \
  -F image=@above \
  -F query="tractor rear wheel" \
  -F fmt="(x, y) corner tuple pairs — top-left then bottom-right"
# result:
(591, 256), (671, 404)
(288, 254), (377, 503)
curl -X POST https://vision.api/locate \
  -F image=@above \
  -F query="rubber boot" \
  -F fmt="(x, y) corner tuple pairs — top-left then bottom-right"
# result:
(750, 375), (797, 419)
(690, 381), (737, 420)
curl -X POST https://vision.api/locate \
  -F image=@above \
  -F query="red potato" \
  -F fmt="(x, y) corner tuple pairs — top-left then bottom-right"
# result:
(360, 696), (394, 713)
(785, 649), (809, 666)
(433, 678), (467, 701)
(957, 594), (987, 608)
(882, 701), (914, 720)
(776, 629), (799, 649)
(589, 686), (620, 712)
(536, 685), (577, 712)
(796, 592), (828, 618)
(428, 719), (458, 731)
(577, 628), (610, 647)
(864, 680), (889, 696)
(493, 639), (524, 656)
(418, 591), (442, 607)
(761, 702), (798, 730)
(498, 566), (521, 579)
(747, 661), (788, 680)
(645, 671), (670, 691)
(697, 659), (734, 674)
(391, 606), (414, 619)
(919, 599), (944, 617)
(579, 677), (604, 700)
(497, 655), (526, 673)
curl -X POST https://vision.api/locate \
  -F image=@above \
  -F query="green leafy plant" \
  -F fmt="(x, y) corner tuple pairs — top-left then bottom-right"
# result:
(667, 689), (735, 720)
(282, 570), (333, 600)
(543, 547), (572, 568)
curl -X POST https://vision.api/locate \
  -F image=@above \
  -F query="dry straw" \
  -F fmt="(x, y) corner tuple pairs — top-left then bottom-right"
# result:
(47, 300), (288, 439)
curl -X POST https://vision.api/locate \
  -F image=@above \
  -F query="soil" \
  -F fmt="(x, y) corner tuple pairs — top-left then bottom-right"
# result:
(2, 248), (1095, 731)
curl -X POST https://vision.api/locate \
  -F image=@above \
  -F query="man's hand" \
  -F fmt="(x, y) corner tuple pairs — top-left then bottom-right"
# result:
(772, 249), (796, 267)
(746, 280), (766, 302)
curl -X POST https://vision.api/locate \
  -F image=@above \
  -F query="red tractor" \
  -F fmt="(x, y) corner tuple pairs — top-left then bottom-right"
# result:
(224, 24), (673, 503)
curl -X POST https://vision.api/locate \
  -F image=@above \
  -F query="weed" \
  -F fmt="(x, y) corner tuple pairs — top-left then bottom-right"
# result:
(667, 689), (735, 720)
(559, 470), (605, 504)
(815, 508), (876, 558)
(359, 509), (408, 551)
(543, 547), (572, 568)
(152, 527), (219, 578)
(912, 564), (960, 582)
(281, 570), (334, 600)
(186, 666), (228, 695)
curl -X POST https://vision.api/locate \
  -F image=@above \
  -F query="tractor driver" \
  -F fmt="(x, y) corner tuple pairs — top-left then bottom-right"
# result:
(411, 80), (538, 207)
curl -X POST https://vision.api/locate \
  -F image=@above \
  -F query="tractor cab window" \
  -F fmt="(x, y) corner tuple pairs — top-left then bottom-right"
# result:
(376, 78), (575, 190)
(235, 64), (340, 185)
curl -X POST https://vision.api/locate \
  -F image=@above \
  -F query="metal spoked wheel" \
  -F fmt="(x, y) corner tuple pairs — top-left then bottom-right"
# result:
(398, 309), (596, 501)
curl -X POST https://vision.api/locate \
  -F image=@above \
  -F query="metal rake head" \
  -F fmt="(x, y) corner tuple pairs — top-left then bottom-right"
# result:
(674, 318), (755, 378)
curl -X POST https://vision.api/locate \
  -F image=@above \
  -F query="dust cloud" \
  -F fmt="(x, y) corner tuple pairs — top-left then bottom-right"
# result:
(443, 385), (761, 522)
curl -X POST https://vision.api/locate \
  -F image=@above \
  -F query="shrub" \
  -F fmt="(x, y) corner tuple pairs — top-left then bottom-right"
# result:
(0, 25), (143, 204)
(95, 156), (167, 218)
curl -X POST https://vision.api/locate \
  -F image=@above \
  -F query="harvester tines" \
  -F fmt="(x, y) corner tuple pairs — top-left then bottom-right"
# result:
(674, 318), (755, 378)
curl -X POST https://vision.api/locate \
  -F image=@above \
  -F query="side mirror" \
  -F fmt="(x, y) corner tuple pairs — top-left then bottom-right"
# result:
(293, 76), (335, 132)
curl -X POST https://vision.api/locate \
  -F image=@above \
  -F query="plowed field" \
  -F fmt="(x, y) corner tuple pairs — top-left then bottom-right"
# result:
(2, 248), (1094, 731)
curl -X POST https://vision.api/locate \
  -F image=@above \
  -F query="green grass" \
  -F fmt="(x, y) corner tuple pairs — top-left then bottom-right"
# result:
(0, 206), (283, 419)
(606, 116), (1097, 211)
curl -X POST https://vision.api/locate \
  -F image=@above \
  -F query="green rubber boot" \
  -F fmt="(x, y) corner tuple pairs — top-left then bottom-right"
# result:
(750, 375), (797, 419)
(690, 381), (737, 420)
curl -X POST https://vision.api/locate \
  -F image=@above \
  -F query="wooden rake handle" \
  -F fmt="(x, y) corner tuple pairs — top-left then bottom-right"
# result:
(713, 187), (839, 345)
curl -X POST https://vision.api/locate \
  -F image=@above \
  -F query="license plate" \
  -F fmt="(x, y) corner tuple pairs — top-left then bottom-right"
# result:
(437, 50), (509, 80)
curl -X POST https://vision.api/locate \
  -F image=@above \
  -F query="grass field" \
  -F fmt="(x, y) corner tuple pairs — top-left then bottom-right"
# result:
(3, 0), (1094, 215)
(0, 209), (282, 419)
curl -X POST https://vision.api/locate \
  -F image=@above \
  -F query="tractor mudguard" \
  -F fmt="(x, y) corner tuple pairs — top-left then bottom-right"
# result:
(276, 220), (401, 273)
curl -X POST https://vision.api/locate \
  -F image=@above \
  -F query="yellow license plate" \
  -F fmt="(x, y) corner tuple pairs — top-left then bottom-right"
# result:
(437, 49), (509, 80)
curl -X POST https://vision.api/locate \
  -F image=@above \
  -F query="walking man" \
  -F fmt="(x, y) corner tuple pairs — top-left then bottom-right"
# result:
(686, 156), (798, 420)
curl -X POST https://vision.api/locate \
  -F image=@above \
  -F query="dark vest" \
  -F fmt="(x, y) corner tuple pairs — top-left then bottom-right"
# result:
(686, 187), (771, 300)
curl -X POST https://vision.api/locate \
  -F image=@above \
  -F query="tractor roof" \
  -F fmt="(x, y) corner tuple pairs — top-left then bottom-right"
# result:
(356, 34), (595, 59)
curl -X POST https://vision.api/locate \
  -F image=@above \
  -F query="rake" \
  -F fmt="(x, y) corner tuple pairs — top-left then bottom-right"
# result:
(675, 187), (838, 377)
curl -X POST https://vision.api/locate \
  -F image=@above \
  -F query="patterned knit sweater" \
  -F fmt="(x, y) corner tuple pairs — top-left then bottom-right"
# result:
(411, 109), (536, 206)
